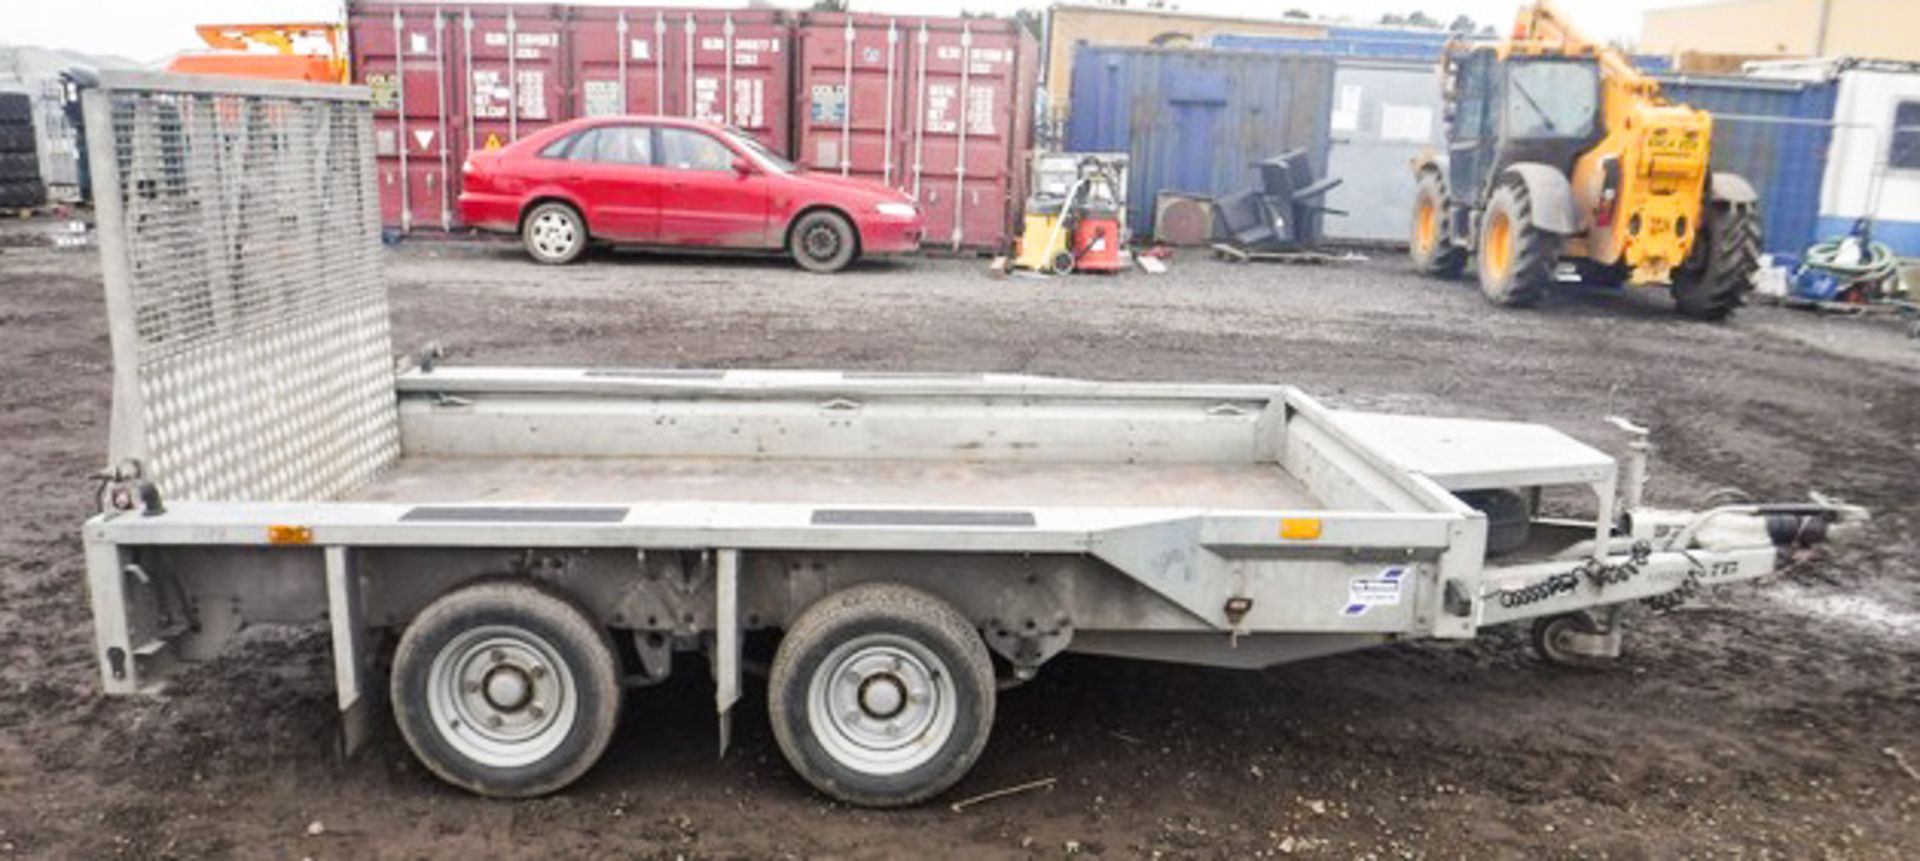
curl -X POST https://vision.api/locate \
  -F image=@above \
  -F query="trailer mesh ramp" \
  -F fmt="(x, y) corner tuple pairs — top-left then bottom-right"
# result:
(86, 72), (398, 502)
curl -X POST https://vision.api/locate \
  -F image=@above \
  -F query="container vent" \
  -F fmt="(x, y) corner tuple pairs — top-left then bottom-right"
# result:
(87, 72), (398, 502)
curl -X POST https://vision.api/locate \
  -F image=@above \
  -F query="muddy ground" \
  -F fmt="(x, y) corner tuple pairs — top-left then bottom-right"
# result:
(1, 221), (1917, 859)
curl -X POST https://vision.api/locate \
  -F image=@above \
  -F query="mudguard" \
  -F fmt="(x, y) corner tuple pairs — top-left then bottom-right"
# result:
(1500, 163), (1579, 235)
(1709, 172), (1758, 205)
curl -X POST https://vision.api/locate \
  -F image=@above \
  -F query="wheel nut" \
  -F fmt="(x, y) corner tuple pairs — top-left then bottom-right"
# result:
(529, 704), (545, 719)
(487, 715), (503, 728)
(464, 681), (481, 694)
(529, 664), (546, 679)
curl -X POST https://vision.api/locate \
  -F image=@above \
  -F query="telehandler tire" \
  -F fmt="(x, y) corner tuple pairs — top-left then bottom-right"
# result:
(1475, 182), (1558, 307)
(1410, 173), (1466, 278)
(1672, 201), (1760, 321)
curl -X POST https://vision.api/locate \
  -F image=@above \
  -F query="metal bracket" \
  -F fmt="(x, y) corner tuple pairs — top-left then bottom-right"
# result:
(711, 549), (740, 757)
(326, 546), (376, 759)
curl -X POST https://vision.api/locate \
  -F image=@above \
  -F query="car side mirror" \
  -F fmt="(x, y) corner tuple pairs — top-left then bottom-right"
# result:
(731, 157), (755, 177)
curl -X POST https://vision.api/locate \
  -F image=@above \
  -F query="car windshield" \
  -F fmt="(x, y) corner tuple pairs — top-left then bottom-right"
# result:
(725, 128), (794, 174)
(1505, 61), (1598, 138)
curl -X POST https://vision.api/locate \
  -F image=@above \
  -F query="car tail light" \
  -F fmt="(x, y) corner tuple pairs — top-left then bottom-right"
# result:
(462, 155), (490, 193)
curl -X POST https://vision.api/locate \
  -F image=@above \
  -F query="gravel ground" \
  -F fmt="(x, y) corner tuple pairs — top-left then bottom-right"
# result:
(1, 223), (1917, 858)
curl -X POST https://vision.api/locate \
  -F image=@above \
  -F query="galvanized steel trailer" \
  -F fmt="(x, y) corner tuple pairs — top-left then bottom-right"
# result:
(79, 71), (1863, 806)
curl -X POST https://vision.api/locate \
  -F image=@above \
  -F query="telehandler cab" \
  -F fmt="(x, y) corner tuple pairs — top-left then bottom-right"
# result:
(1410, 1), (1761, 319)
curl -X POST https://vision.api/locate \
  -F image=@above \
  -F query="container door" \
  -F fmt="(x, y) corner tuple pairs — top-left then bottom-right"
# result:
(570, 9), (665, 119)
(1161, 69), (1227, 202)
(1323, 62), (1443, 243)
(656, 125), (770, 247)
(460, 8), (565, 160)
(667, 11), (792, 157)
(907, 22), (1020, 251)
(796, 15), (908, 188)
(356, 7), (456, 232)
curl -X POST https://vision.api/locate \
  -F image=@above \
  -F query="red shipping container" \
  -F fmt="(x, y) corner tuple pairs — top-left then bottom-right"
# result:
(353, 4), (468, 232)
(794, 13), (1038, 252)
(348, 3), (1030, 245)
(349, 2), (796, 233)
(568, 7), (792, 157)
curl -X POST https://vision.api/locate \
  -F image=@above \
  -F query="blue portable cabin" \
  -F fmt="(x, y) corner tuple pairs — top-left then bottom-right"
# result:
(1064, 46), (1336, 240)
(1655, 74), (1839, 256)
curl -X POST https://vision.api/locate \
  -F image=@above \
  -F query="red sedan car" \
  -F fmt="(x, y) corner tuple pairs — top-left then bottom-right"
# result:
(458, 116), (924, 272)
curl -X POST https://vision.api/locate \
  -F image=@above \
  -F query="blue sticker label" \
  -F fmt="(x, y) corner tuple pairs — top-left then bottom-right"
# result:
(1343, 567), (1406, 616)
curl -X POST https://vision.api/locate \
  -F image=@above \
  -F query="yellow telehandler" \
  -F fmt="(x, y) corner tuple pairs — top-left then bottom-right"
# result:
(1410, 1), (1761, 319)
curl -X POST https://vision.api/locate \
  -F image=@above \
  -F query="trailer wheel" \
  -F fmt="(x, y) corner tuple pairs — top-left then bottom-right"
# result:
(768, 583), (995, 807)
(1476, 182), (1557, 307)
(1531, 613), (1604, 668)
(392, 579), (622, 798)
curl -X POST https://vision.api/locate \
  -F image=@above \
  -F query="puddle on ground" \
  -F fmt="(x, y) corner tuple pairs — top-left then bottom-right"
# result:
(1761, 581), (1920, 639)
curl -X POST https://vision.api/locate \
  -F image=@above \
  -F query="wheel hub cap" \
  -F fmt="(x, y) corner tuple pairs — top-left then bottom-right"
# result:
(858, 673), (908, 720)
(427, 628), (577, 768)
(532, 212), (577, 258)
(484, 665), (534, 712)
(809, 636), (958, 776)
(805, 225), (838, 258)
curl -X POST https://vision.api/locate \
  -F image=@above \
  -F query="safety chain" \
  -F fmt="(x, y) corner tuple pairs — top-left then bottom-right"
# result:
(1642, 563), (1704, 613)
(1495, 542), (1654, 609)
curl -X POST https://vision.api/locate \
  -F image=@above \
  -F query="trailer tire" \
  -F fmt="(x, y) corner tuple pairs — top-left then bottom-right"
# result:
(768, 582), (995, 807)
(1531, 613), (1603, 668)
(1409, 172), (1466, 278)
(1476, 182), (1557, 307)
(391, 579), (622, 798)
(1455, 489), (1532, 557)
(1671, 201), (1759, 321)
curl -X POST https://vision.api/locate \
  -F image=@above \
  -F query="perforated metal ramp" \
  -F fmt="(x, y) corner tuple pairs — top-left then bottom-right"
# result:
(88, 71), (397, 502)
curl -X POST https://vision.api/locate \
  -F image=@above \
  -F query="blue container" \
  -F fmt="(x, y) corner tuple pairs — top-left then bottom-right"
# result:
(1066, 47), (1336, 238)
(1214, 30), (1673, 69)
(1211, 32), (1444, 61)
(1655, 74), (1838, 256)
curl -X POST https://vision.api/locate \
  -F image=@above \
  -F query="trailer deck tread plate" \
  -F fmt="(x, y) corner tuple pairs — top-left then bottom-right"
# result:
(1328, 411), (1615, 490)
(399, 506), (631, 523)
(811, 509), (1037, 527)
(354, 456), (1320, 511)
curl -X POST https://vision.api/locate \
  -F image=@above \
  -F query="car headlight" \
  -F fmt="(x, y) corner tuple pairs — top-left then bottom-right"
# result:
(875, 202), (918, 218)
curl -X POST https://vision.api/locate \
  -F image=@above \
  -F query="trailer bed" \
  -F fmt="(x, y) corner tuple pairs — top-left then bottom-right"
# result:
(354, 456), (1321, 510)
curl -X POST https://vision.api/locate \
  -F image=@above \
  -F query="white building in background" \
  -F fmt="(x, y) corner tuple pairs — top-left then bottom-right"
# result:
(1751, 58), (1920, 257)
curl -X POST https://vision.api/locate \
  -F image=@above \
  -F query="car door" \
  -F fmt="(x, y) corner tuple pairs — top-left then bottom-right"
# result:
(655, 126), (770, 248)
(566, 125), (661, 242)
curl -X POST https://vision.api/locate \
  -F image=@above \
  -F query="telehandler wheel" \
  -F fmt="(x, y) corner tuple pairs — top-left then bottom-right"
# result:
(1476, 182), (1558, 307)
(391, 579), (624, 798)
(769, 582), (996, 808)
(1409, 173), (1466, 278)
(1672, 201), (1760, 321)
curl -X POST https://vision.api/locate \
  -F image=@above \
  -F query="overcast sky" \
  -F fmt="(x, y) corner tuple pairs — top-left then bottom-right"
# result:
(8, 0), (1709, 65)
